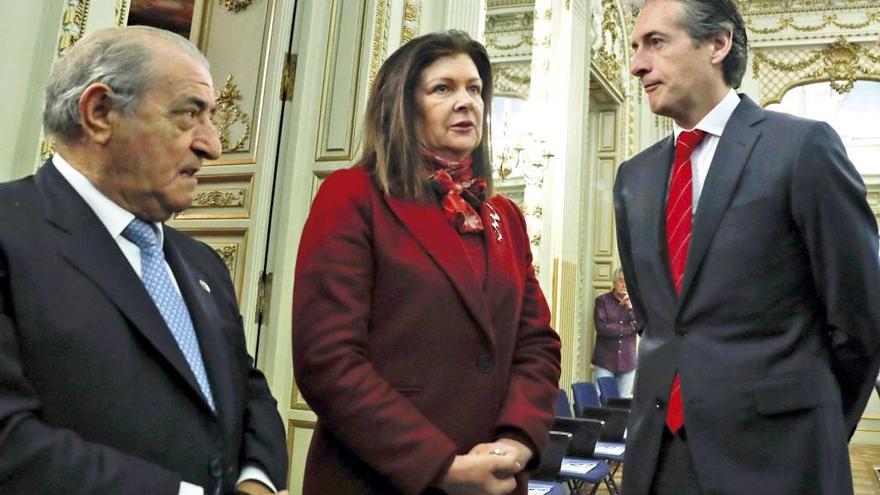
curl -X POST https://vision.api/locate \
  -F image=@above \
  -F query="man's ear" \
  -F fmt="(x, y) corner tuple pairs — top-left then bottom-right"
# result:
(709, 30), (733, 66)
(78, 83), (116, 145)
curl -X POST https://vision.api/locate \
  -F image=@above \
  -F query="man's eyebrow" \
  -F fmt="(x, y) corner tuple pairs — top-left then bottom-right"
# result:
(178, 95), (212, 111)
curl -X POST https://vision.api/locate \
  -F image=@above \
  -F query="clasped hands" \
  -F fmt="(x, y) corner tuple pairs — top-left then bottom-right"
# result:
(438, 438), (533, 495)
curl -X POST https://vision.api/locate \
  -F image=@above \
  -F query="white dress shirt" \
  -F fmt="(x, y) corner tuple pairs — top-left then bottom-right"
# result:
(672, 88), (741, 212)
(52, 155), (277, 495)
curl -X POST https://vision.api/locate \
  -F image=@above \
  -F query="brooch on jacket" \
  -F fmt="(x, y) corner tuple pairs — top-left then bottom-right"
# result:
(485, 202), (503, 242)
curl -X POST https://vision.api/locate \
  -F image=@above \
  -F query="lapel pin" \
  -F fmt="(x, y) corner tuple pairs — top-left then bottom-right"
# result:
(485, 203), (503, 242)
(199, 280), (211, 293)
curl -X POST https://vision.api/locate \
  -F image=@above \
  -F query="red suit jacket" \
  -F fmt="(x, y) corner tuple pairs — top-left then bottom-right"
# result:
(292, 166), (561, 495)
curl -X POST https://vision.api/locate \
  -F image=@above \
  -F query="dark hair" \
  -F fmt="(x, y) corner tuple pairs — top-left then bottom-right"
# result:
(678, 0), (748, 88)
(358, 30), (494, 200)
(630, 0), (748, 88)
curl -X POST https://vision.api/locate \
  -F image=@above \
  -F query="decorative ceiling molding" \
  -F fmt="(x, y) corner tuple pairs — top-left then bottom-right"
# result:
(736, 0), (879, 15)
(747, 11), (880, 34)
(752, 38), (880, 105)
(485, 11), (535, 59)
(487, 0), (534, 8)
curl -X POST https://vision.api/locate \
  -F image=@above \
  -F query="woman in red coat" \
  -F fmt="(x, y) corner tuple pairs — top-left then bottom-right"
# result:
(292, 31), (561, 495)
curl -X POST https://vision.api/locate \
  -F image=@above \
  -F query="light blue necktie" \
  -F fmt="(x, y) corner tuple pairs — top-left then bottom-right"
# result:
(122, 219), (216, 411)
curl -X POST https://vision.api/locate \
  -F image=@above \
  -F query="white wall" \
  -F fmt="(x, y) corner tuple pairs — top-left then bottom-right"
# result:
(0, 2), (61, 182)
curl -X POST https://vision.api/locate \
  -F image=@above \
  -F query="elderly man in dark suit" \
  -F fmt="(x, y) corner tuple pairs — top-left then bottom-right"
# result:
(615, 1), (880, 494)
(0, 26), (287, 494)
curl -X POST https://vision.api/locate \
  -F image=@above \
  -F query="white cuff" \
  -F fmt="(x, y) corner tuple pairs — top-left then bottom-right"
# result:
(179, 481), (204, 495)
(237, 464), (278, 493)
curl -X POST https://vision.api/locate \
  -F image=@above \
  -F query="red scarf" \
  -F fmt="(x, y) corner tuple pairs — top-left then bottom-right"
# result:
(424, 151), (487, 234)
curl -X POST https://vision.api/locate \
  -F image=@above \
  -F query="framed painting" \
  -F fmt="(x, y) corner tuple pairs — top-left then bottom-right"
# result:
(125, 0), (206, 45)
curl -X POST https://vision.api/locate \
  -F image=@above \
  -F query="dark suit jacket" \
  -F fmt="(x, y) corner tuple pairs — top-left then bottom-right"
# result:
(292, 166), (561, 495)
(614, 96), (880, 495)
(0, 161), (288, 494)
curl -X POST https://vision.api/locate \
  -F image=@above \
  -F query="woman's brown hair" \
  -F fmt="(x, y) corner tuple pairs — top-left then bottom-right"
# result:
(358, 30), (494, 200)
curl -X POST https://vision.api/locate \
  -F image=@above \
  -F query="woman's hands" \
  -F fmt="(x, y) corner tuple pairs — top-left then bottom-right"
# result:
(436, 438), (533, 495)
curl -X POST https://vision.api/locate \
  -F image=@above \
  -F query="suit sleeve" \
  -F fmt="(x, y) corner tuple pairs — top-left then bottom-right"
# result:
(203, 247), (288, 490)
(291, 171), (459, 495)
(492, 198), (562, 470)
(0, 249), (182, 494)
(790, 121), (880, 436)
(614, 161), (648, 336)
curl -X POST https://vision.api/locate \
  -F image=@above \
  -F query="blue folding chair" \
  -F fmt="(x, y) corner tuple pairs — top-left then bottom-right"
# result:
(545, 419), (617, 495)
(596, 376), (621, 406)
(556, 389), (573, 418)
(571, 382), (600, 417)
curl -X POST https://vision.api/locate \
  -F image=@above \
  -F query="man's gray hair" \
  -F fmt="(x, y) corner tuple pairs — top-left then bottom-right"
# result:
(612, 267), (625, 281)
(43, 26), (210, 143)
(627, 0), (748, 88)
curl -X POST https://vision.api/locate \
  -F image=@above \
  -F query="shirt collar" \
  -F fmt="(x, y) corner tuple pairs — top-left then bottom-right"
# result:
(673, 88), (741, 140)
(52, 154), (165, 247)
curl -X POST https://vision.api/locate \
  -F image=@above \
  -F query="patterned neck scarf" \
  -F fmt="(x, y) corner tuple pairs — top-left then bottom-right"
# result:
(424, 150), (487, 234)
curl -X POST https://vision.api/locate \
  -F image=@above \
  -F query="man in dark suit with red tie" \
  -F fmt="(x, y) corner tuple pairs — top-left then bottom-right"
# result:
(615, 1), (880, 494)
(0, 26), (287, 494)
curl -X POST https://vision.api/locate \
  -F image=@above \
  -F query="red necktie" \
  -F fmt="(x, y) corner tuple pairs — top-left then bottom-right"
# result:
(665, 129), (706, 433)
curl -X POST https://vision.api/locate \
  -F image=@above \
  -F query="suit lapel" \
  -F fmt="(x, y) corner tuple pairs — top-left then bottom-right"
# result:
(36, 161), (214, 413)
(678, 96), (765, 300)
(384, 194), (496, 351)
(164, 234), (231, 420)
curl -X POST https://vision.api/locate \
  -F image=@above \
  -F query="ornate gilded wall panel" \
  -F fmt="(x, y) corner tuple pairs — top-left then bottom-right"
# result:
(493, 61), (532, 98)
(400, 0), (421, 44)
(485, 10), (535, 60)
(314, 0), (368, 162)
(175, 173), (255, 220)
(737, 0), (880, 15)
(58, 0), (90, 54)
(752, 38), (880, 106)
(368, 0), (392, 87)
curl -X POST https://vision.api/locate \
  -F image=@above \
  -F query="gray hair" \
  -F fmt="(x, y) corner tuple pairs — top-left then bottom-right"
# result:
(612, 267), (625, 281)
(43, 26), (209, 142)
(627, 0), (748, 88)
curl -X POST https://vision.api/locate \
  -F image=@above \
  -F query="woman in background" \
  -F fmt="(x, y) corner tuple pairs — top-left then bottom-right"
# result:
(591, 267), (638, 397)
(292, 30), (560, 495)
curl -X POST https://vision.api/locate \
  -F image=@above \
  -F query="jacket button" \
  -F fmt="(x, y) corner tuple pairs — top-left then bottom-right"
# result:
(655, 399), (665, 409)
(477, 354), (494, 373)
(209, 459), (223, 478)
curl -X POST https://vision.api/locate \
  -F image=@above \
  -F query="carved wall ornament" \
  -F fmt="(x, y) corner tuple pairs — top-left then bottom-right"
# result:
(746, 11), (880, 34)
(736, 0), (879, 15)
(221, 0), (254, 13)
(115, 0), (129, 26)
(492, 62), (532, 98)
(212, 75), (252, 153)
(369, 0), (392, 87)
(58, 0), (90, 54)
(485, 11), (535, 59)
(192, 189), (246, 208)
(752, 38), (880, 105)
(400, 0), (421, 44)
(214, 244), (238, 275)
(590, 0), (626, 94)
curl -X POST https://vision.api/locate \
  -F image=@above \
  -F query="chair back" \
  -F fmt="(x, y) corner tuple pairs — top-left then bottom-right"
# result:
(571, 382), (600, 417)
(532, 431), (572, 481)
(551, 417), (603, 458)
(556, 389), (573, 418)
(596, 376), (621, 406)
(605, 397), (632, 411)
(580, 406), (629, 442)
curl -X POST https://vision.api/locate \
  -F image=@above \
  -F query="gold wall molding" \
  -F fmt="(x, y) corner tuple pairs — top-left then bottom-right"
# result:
(753, 38), (880, 105)
(485, 11), (535, 60)
(115, 0), (129, 26)
(58, 0), (90, 54)
(747, 11), (880, 34)
(222, 0), (254, 13)
(591, 0), (626, 95)
(492, 61), (532, 98)
(736, 0), (879, 15)
(368, 0), (392, 90)
(400, 0), (421, 45)
(487, 0), (534, 7)
(192, 189), (246, 208)
(213, 75), (253, 153)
